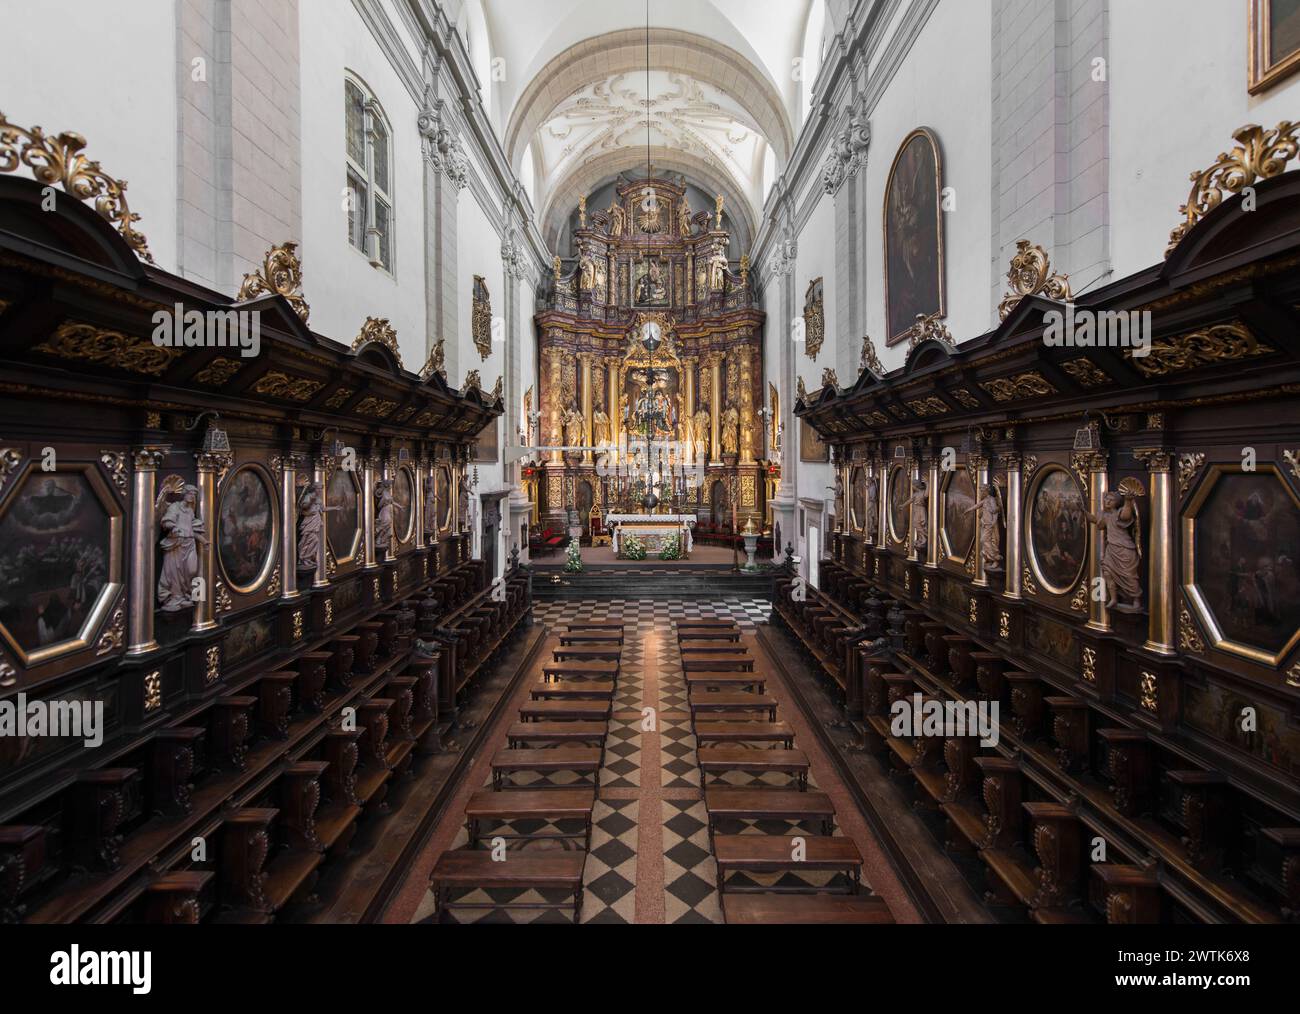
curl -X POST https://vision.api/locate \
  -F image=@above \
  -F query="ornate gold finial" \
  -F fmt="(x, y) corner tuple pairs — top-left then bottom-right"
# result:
(1167, 121), (1300, 257)
(578, 195), (587, 229)
(491, 374), (503, 403)
(907, 312), (955, 350)
(860, 335), (883, 375)
(796, 376), (809, 403)
(998, 240), (1072, 320)
(463, 369), (482, 393)
(419, 337), (446, 382)
(0, 111), (154, 262)
(351, 316), (404, 370)
(237, 241), (310, 323)
(822, 368), (839, 390)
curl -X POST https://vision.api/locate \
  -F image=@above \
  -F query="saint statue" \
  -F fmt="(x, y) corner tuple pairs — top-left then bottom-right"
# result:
(693, 409), (711, 456)
(1083, 489), (1144, 611)
(296, 481), (341, 572)
(722, 406), (740, 455)
(909, 478), (928, 551)
(423, 473), (438, 538)
(563, 407), (584, 447)
(374, 478), (408, 560)
(679, 199), (693, 237)
(963, 484), (1003, 570)
(709, 250), (728, 290)
(864, 476), (879, 541)
(593, 408), (610, 446)
(156, 479), (208, 612)
(579, 255), (595, 290)
(608, 202), (625, 237)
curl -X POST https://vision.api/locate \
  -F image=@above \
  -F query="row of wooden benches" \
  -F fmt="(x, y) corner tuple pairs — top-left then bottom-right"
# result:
(680, 618), (893, 925)
(0, 560), (536, 924)
(776, 560), (1295, 923)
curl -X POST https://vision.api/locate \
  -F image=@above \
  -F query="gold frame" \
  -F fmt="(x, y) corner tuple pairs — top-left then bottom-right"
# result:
(1025, 464), (1088, 597)
(939, 464), (976, 565)
(326, 466), (363, 564)
(1249, 0), (1300, 94)
(883, 127), (946, 347)
(1182, 462), (1300, 665)
(394, 464), (417, 545)
(217, 463), (280, 595)
(848, 465), (865, 533)
(0, 460), (124, 667)
(886, 464), (909, 545)
(436, 463), (454, 533)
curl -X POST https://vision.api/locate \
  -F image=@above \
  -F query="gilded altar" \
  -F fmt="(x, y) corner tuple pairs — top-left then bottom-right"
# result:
(533, 175), (766, 534)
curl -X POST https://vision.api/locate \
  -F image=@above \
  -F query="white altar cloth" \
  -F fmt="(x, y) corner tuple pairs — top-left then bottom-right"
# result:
(607, 513), (696, 553)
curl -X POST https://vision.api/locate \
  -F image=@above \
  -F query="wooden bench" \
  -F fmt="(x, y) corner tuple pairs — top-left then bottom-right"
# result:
(565, 622), (626, 631)
(698, 746), (810, 790)
(430, 850), (585, 924)
(695, 721), (795, 748)
(722, 892), (893, 924)
(558, 632), (624, 646)
(490, 748), (602, 789)
(704, 788), (836, 847)
(682, 654), (754, 672)
(506, 721), (608, 758)
(518, 700), (612, 723)
(542, 661), (619, 682)
(677, 628), (740, 642)
(464, 788), (596, 849)
(676, 619), (739, 629)
(684, 671), (767, 694)
(552, 645), (623, 662)
(679, 640), (750, 653)
(713, 834), (862, 892)
(530, 679), (615, 701)
(689, 692), (778, 725)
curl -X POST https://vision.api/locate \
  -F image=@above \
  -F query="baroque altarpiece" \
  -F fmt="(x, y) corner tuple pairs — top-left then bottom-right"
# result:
(533, 176), (766, 534)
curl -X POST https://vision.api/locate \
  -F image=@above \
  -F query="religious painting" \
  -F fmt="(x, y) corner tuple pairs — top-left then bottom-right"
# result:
(850, 466), (866, 532)
(393, 466), (415, 544)
(218, 466), (275, 592)
(1250, 0), (1300, 93)
(1027, 466), (1087, 595)
(888, 465), (909, 543)
(1185, 679), (1300, 778)
(632, 257), (670, 307)
(625, 364), (680, 441)
(0, 470), (115, 661)
(941, 466), (977, 562)
(473, 416), (499, 463)
(1189, 469), (1300, 662)
(799, 418), (829, 463)
(436, 464), (454, 531)
(883, 128), (945, 346)
(326, 467), (361, 562)
(223, 615), (275, 666)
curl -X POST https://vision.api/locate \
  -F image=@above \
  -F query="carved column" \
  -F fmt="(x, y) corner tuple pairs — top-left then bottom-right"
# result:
(739, 346), (756, 465)
(1136, 447), (1174, 654)
(906, 457), (921, 563)
(1078, 451), (1111, 632)
(926, 453), (941, 568)
(127, 446), (168, 655)
(192, 451), (230, 633)
(708, 352), (723, 466)
(415, 457), (428, 551)
(870, 458), (884, 547)
(313, 458), (330, 588)
(279, 454), (301, 601)
(972, 455), (991, 588)
(362, 455), (377, 569)
(1001, 452), (1023, 599)
(579, 353), (594, 464)
(546, 348), (564, 464)
(607, 359), (621, 456)
(682, 357), (697, 459)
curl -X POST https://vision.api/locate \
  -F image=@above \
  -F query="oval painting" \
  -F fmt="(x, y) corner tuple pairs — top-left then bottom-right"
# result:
(326, 468), (361, 561)
(437, 465), (453, 530)
(888, 466), (910, 543)
(1028, 467), (1087, 594)
(218, 467), (275, 591)
(394, 467), (414, 543)
(850, 467), (866, 531)
(942, 467), (977, 562)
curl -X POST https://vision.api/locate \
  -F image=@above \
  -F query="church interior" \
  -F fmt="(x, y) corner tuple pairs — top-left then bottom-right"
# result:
(1, 0), (1300, 958)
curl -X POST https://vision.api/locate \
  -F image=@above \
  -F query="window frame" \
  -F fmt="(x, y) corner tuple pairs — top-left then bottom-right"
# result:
(344, 74), (395, 275)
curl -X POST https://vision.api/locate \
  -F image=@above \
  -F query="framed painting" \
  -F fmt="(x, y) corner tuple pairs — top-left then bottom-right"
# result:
(941, 466), (977, 563)
(799, 418), (829, 463)
(1184, 465), (1300, 664)
(473, 417), (499, 463)
(888, 465), (910, 544)
(1026, 466), (1088, 595)
(849, 466), (866, 532)
(217, 465), (277, 593)
(632, 257), (670, 307)
(393, 465), (415, 544)
(1250, 0), (1300, 93)
(883, 128), (945, 346)
(326, 467), (362, 563)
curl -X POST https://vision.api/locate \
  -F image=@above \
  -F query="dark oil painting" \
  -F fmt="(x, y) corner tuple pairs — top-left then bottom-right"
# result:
(1028, 468), (1087, 593)
(327, 467), (361, 560)
(218, 467), (274, 589)
(942, 467), (977, 561)
(884, 129), (944, 345)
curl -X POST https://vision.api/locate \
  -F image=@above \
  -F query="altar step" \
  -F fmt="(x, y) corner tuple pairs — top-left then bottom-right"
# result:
(533, 566), (774, 602)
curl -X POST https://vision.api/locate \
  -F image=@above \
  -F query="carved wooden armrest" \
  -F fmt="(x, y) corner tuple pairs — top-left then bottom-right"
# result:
(219, 808), (277, 912)
(1098, 729), (1152, 817)
(278, 762), (328, 852)
(151, 727), (205, 817)
(1091, 864), (1161, 923)
(974, 757), (1022, 850)
(1024, 802), (1082, 909)
(1045, 696), (1091, 774)
(143, 871), (211, 924)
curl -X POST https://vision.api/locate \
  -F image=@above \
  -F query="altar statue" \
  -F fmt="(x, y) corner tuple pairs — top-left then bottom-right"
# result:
(593, 408), (610, 446)
(296, 481), (341, 572)
(563, 407), (584, 447)
(375, 478), (408, 559)
(579, 255), (595, 290)
(156, 479), (208, 612)
(864, 475), (879, 541)
(608, 202), (626, 237)
(679, 199), (693, 237)
(1083, 489), (1144, 611)
(909, 478), (928, 551)
(709, 250), (728, 290)
(722, 406), (739, 455)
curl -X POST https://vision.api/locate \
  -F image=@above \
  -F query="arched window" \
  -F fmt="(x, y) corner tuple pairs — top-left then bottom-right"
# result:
(345, 75), (394, 272)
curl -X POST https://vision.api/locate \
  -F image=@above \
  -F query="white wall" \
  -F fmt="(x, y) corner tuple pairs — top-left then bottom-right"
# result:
(298, 0), (426, 364)
(0, 0), (178, 272)
(793, 188), (837, 526)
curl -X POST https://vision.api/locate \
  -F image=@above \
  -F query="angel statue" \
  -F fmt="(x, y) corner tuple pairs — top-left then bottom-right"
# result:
(296, 480), (342, 572)
(156, 476), (208, 612)
(864, 475), (879, 542)
(963, 482), (1004, 571)
(1083, 481), (1145, 611)
(374, 478), (409, 560)
(909, 478), (929, 551)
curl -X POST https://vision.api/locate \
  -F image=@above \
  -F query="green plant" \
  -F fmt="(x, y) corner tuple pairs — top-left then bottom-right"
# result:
(658, 533), (682, 560)
(622, 533), (647, 561)
(563, 537), (583, 573)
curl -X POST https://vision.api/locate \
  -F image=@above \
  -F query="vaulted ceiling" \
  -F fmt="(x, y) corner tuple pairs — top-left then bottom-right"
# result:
(460, 0), (829, 249)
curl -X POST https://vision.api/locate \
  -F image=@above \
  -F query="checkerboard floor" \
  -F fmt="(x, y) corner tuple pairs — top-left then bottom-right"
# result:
(414, 596), (858, 925)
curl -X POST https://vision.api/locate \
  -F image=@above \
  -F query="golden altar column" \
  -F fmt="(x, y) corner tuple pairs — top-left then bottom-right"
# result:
(739, 347), (756, 465)
(545, 348), (564, 464)
(708, 352), (723, 466)
(1000, 452), (1023, 599)
(1079, 450), (1111, 633)
(607, 359), (620, 454)
(682, 356), (697, 456)
(1136, 447), (1175, 655)
(192, 448), (231, 633)
(580, 353), (594, 464)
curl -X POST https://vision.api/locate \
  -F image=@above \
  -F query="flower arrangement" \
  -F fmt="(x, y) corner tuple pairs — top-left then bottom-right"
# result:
(564, 537), (583, 573)
(622, 534), (647, 561)
(658, 533), (682, 560)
